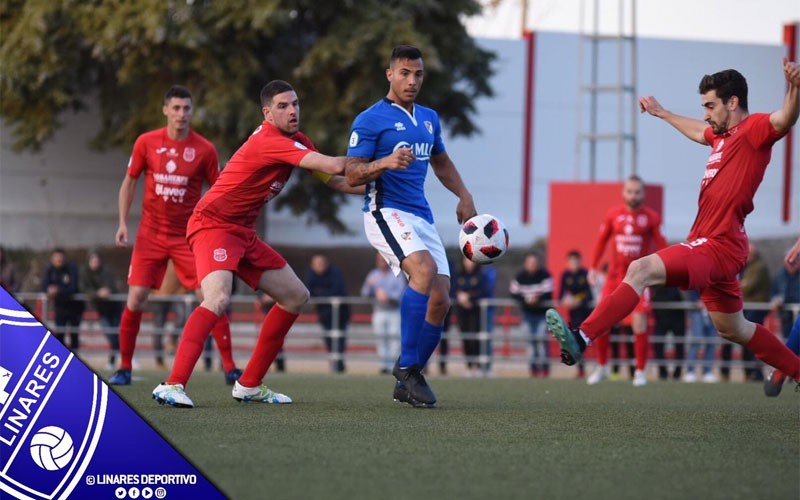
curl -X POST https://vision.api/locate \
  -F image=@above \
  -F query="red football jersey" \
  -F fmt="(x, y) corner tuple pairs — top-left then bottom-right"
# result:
(591, 205), (667, 280)
(688, 113), (785, 257)
(127, 128), (219, 238)
(194, 121), (315, 228)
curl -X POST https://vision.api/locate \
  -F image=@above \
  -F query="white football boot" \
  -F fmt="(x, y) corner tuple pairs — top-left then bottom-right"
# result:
(587, 365), (610, 385)
(633, 369), (647, 387)
(152, 383), (194, 408)
(232, 381), (292, 404)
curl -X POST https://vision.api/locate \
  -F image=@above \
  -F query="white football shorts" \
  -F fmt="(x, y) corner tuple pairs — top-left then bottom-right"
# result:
(363, 208), (450, 278)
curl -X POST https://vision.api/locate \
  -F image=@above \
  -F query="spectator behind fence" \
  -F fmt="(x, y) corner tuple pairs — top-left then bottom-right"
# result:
(361, 253), (407, 374)
(455, 256), (491, 376)
(510, 252), (553, 378)
(43, 248), (84, 350)
(770, 245), (800, 343)
(558, 250), (592, 378)
(0, 247), (21, 293)
(80, 251), (122, 369)
(683, 289), (719, 383)
(721, 242), (771, 381)
(305, 254), (351, 374)
(651, 286), (686, 381)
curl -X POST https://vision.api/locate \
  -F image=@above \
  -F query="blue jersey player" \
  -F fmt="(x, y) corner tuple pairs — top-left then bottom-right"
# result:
(345, 45), (477, 407)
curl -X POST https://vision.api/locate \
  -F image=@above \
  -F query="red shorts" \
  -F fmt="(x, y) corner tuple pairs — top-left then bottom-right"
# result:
(128, 235), (197, 289)
(656, 238), (745, 314)
(602, 276), (651, 326)
(187, 213), (287, 290)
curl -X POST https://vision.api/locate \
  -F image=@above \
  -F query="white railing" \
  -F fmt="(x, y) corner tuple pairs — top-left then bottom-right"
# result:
(9, 292), (798, 377)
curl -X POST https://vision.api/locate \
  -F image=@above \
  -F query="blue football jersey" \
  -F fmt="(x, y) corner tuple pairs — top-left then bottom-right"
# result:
(347, 98), (446, 223)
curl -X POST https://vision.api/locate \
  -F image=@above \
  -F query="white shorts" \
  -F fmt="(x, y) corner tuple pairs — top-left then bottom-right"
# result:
(363, 208), (450, 278)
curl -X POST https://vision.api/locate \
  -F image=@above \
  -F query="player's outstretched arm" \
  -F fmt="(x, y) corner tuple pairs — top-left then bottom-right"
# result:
(769, 58), (800, 134)
(639, 95), (708, 145)
(430, 152), (476, 223)
(344, 148), (415, 187)
(298, 152), (346, 176)
(116, 175), (138, 247)
(311, 171), (366, 195)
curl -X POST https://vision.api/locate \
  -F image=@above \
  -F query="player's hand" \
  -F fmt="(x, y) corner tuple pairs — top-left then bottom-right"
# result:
(638, 96), (665, 117)
(783, 57), (800, 87)
(455, 194), (477, 224)
(785, 236), (800, 272)
(384, 147), (415, 171)
(588, 268), (599, 286)
(115, 225), (129, 247)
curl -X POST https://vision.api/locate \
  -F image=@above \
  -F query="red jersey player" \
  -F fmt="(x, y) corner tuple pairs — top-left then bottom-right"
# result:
(547, 58), (800, 388)
(110, 85), (241, 386)
(151, 80), (360, 408)
(586, 176), (667, 387)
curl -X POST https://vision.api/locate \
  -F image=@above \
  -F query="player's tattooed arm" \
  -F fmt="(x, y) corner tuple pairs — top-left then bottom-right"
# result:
(344, 148), (415, 187)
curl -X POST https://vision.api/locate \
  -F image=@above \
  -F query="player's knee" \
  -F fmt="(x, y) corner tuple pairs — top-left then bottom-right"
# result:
(203, 291), (231, 316)
(428, 294), (450, 320)
(625, 257), (659, 288)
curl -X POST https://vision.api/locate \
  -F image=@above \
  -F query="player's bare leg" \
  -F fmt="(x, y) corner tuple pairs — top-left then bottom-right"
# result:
(709, 310), (800, 381)
(548, 254), (666, 366)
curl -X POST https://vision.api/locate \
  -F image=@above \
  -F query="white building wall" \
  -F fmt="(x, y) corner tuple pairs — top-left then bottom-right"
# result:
(1, 34), (797, 250)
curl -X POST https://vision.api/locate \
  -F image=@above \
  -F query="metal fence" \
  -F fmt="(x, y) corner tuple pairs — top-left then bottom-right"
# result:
(10, 292), (799, 377)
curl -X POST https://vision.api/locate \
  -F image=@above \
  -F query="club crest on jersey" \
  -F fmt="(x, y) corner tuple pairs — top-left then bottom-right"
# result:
(183, 147), (196, 162)
(636, 214), (648, 227)
(424, 121), (433, 134)
(401, 232), (412, 241)
(166, 160), (177, 174)
(213, 248), (228, 262)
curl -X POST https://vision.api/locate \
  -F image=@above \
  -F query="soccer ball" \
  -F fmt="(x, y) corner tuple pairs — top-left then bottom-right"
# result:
(459, 214), (509, 264)
(30, 426), (74, 471)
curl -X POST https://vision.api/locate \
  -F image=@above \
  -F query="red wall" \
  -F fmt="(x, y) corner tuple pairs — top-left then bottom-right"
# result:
(547, 182), (664, 297)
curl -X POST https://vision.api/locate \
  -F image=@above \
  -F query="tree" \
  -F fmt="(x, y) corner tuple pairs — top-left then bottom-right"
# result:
(0, 0), (494, 232)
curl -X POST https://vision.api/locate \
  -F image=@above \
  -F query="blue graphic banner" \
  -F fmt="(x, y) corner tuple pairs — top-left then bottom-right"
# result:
(0, 287), (226, 499)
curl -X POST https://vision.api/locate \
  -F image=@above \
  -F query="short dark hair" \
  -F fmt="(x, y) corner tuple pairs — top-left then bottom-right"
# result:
(164, 85), (193, 104)
(626, 174), (644, 187)
(566, 250), (582, 260)
(260, 80), (295, 106)
(698, 69), (748, 111)
(390, 45), (423, 66)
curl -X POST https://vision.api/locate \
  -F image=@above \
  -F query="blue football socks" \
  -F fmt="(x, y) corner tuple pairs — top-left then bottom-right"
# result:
(786, 316), (800, 355)
(417, 321), (444, 368)
(398, 287), (429, 368)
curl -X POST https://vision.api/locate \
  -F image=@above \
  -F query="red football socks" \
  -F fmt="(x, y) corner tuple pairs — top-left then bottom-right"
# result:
(634, 332), (649, 371)
(745, 324), (800, 380)
(581, 282), (641, 341)
(595, 334), (610, 365)
(166, 306), (219, 386)
(211, 312), (236, 373)
(238, 306), (298, 388)
(118, 306), (143, 371)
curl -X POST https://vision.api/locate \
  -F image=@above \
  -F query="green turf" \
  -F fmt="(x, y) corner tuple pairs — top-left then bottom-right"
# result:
(112, 373), (799, 500)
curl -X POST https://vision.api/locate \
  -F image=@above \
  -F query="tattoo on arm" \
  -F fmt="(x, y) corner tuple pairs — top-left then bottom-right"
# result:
(345, 157), (384, 185)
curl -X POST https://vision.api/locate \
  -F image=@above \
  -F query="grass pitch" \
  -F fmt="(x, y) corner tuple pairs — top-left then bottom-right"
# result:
(112, 372), (799, 500)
